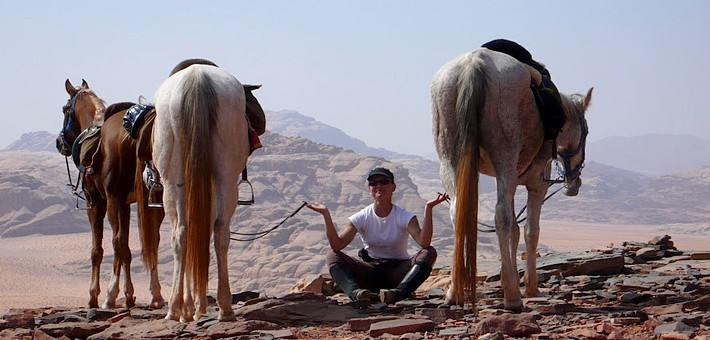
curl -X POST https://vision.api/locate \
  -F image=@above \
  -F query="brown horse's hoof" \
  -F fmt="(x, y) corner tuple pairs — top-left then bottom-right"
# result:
(125, 296), (136, 308)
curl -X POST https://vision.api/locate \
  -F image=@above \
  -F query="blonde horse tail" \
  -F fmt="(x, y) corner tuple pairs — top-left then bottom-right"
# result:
(452, 56), (487, 306)
(179, 69), (218, 300)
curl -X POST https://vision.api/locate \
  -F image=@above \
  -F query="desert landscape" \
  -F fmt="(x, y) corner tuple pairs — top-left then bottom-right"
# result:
(1, 114), (708, 338)
(2, 221), (709, 315)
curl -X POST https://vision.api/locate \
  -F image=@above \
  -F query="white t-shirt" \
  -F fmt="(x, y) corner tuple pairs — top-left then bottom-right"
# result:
(348, 204), (415, 260)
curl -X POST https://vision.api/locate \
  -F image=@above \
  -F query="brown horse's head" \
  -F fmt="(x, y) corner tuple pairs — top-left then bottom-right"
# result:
(56, 79), (106, 156)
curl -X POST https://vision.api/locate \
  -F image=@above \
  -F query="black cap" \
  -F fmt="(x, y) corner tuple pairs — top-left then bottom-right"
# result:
(367, 167), (394, 182)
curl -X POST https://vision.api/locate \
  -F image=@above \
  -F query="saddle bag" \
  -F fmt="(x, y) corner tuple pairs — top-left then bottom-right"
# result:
(71, 125), (102, 172)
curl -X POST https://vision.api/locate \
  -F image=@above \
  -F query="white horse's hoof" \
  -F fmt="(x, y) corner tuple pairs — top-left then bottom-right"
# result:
(219, 309), (236, 322)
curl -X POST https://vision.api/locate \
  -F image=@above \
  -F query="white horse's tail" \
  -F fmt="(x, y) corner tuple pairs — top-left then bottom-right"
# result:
(179, 69), (218, 300)
(451, 56), (488, 305)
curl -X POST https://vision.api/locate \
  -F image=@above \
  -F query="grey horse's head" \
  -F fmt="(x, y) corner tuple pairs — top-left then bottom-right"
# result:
(557, 88), (593, 196)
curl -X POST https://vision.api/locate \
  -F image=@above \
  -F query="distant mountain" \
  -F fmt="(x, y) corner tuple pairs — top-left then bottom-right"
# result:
(267, 111), (710, 177)
(587, 134), (710, 176)
(266, 110), (414, 160)
(4, 131), (57, 152)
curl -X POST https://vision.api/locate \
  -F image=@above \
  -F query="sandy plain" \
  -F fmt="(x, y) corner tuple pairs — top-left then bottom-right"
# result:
(1, 220), (708, 314)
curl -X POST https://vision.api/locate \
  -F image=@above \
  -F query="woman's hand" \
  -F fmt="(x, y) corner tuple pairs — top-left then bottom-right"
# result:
(426, 192), (449, 209)
(306, 202), (329, 215)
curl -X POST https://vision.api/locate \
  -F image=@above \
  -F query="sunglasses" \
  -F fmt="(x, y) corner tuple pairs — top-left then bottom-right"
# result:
(368, 179), (392, 186)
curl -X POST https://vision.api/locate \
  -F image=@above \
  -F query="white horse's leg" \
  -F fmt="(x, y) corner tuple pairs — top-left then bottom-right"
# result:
(510, 199), (521, 277)
(212, 178), (237, 321)
(165, 184), (187, 321)
(444, 196), (459, 305)
(522, 184), (545, 297)
(494, 175), (523, 311)
(183, 271), (195, 322)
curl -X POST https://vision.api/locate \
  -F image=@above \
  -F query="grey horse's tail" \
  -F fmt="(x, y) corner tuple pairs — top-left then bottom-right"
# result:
(451, 53), (488, 306)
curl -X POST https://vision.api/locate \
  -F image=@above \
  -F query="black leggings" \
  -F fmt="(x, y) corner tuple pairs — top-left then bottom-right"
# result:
(326, 247), (437, 291)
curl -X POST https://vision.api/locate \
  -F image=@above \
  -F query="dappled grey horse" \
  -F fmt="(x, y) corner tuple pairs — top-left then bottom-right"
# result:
(431, 47), (592, 310)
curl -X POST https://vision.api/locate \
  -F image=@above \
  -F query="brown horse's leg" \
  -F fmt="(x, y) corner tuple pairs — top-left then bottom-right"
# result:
(102, 198), (134, 308)
(87, 200), (107, 308)
(136, 179), (165, 309)
(118, 202), (135, 308)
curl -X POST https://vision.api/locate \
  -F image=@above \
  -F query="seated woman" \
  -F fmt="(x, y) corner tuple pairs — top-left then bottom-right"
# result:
(306, 167), (449, 304)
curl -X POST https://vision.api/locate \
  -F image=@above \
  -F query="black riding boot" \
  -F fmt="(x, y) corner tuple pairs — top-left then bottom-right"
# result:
(329, 263), (377, 302)
(379, 262), (433, 304)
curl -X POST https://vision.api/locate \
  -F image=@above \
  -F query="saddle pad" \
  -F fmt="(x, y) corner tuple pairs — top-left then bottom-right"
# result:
(123, 104), (155, 139)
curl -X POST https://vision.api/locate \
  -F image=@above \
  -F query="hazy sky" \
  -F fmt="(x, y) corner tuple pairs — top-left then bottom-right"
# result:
(1, 1), (708, 156)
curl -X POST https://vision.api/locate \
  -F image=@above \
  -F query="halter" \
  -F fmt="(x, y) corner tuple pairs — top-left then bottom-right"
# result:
(556, 115), (588, 181)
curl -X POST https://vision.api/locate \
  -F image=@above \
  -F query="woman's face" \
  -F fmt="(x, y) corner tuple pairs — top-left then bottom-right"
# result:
(367, 175), (395, 200)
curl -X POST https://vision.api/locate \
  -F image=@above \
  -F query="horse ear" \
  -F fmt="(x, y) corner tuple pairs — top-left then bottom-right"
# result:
(243, 84), (262, 91)
(65, 79), (77, 96)
(138, 95), (150, 105)
(81, 79), (89, 89)
(583, 87), (594, 112)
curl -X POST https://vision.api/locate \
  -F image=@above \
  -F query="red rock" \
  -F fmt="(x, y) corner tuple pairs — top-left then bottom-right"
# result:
(368, 318), (435, 337)
(348, 315), (400, 331)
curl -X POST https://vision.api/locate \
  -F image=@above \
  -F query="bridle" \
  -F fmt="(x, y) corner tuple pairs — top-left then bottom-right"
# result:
(58, 89), (92, 209)
(58, 90), (84, 155)
(556, 115), (588, 182)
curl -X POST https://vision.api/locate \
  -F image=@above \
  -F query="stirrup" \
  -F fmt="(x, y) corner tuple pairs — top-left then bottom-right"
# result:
(147, 182), (164, 208)
(237, 168), (254, 206)
(143, 161), (164, 208)
(544, 158), (565, 184)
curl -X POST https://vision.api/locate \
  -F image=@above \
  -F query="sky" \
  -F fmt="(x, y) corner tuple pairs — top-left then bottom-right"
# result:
(1, 1), (708, 156)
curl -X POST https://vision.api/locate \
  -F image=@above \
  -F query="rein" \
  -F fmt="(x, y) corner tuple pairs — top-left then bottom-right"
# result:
(63, 156), (90, 210)
(439, 181), (565, 233)
(230, 201), (309, 241)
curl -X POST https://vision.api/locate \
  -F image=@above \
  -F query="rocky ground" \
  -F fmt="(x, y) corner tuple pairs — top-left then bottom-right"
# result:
(1, 235), (709, 339)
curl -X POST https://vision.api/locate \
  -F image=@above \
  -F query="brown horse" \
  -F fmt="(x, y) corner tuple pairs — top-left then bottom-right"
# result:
(55, 79), (165, 309)
(431, 48), (592, 310)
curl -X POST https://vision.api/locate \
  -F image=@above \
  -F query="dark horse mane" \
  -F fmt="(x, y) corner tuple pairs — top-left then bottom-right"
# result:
(105, 102), (136, 119)
(170, 58), (218, 76)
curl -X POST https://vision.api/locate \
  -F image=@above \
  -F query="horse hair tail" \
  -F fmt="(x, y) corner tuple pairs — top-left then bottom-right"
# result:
(452, 55), (487, 306)
(180, 68), (218, 300)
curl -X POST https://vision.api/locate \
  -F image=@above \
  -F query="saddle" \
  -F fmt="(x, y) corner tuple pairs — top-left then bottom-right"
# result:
(482, 39), (566, 140)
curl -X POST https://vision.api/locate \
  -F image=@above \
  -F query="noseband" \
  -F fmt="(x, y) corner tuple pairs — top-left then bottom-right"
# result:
(557, 115), (588, 181)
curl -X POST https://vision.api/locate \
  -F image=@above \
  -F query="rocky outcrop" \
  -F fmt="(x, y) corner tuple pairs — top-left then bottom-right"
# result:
(2, 235), (708, 339)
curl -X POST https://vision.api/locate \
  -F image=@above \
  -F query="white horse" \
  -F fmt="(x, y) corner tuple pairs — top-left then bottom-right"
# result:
(153, 60), (249, 321)
(431, 47), (593, 311)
